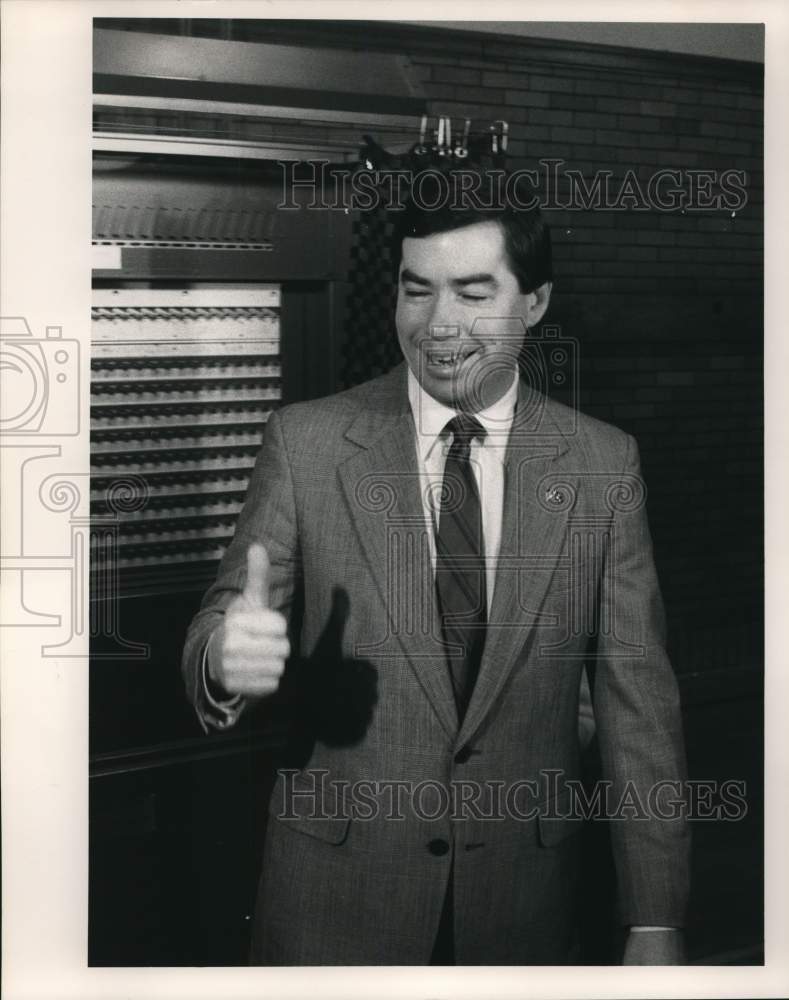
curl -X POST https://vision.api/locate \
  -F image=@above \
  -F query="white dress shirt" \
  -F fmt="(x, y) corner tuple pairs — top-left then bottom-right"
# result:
(406, 366), (519, 614)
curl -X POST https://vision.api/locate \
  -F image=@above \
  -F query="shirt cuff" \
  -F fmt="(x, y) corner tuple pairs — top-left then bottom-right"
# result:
(197, 635), (244, 732)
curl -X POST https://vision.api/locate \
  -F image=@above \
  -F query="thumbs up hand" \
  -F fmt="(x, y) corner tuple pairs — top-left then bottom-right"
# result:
(207, 543), (290, 698)
(239, 541), (271, 611)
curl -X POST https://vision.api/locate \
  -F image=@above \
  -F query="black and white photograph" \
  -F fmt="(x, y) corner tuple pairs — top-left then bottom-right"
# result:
(1, 4), (785, 997)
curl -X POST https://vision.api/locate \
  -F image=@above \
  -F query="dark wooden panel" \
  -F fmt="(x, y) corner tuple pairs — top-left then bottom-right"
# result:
(89, 748), (276, 965)
(88, 681), (763, 966)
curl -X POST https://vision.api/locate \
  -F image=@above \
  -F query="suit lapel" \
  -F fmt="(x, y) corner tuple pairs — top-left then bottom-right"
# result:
(458, 381), (575, 746)
(337, 364), (459, 737)
(335, 366), (578, 743)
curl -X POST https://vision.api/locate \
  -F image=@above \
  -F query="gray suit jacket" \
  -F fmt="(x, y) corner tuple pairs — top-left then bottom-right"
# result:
(182, 362), (690, 965)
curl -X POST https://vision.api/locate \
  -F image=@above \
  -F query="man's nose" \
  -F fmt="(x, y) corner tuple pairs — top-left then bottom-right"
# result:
(427, 295), (463, 338)
(429, 324), (461, 340)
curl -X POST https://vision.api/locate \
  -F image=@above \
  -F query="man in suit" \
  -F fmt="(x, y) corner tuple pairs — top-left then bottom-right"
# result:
(182, 183), (690, 965)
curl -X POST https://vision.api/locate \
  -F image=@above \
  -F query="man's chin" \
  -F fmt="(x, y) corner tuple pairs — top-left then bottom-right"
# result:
(419, 371), (473, 409)
(417, 362), (516, 412)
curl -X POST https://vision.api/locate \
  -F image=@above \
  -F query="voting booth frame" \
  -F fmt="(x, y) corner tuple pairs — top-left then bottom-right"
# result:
(89, 21), (763, 966)
(89, 137), (360, 963)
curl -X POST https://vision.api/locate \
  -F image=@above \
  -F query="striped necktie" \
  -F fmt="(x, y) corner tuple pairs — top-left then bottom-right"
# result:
(435, 413), (487, 722)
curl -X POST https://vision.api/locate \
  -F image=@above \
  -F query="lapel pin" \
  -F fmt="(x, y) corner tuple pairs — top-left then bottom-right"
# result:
(539, 479), (575, 511)
(546, 486), (565, 506)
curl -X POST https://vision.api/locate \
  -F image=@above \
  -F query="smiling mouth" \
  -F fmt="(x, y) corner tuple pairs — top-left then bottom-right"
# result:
(425, 346), (480, 368)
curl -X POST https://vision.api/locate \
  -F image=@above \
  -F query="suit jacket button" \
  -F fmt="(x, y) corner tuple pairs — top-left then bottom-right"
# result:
(427, 838), (450, 856)
(454, 745), (473, 764)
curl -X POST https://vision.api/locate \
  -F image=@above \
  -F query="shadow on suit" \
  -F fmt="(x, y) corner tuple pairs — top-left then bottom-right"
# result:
(270, 586), (379, 769)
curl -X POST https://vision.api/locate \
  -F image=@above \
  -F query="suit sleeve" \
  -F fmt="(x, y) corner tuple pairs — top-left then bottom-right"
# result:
(181, 408), (302, 731)
(593, 433), (691, 927)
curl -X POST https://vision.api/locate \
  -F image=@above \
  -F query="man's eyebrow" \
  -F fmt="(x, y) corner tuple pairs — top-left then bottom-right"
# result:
(453, 273), (498, 287)
(400, 269), (499, 286)
(400, 269), (431, 286)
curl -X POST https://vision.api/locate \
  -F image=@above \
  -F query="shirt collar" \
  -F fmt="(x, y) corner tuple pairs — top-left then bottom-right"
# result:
(407, 365), (519, 463)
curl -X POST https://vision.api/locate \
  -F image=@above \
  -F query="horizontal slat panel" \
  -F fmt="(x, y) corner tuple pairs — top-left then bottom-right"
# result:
(91, 361), (280, 383)
(91, 430), (264, 453)
(113, 524), (236, 546)
(92, 340), (279, 358)
(91, 408), (271, 431)
(93, 287), (280, 308)
(92, 246), (335, 281)
(93, 317), (279, 342)
(116, 545), (231, 568)
(92, 385), (280, 406)
(91, 285), (280, 572)
(113, 500), (244, 522)
(91, 477), (250, 504)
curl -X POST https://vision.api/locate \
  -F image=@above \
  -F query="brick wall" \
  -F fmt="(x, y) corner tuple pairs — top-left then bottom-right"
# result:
(100, 20), (764, 678)
(383, 27), (764, 677)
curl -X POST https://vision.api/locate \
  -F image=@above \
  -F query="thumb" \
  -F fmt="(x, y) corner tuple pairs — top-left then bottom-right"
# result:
(242, 542), (270, 609)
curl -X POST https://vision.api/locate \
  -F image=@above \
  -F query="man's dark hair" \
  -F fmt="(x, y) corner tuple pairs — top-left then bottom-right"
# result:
(390, 170), (553, 294)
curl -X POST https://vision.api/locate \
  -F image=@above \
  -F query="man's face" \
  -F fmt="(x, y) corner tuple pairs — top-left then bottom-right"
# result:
(395, 220), (550, 412)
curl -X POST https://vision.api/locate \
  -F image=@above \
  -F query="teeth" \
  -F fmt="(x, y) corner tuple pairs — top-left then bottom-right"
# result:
(428, 349), (474, 364)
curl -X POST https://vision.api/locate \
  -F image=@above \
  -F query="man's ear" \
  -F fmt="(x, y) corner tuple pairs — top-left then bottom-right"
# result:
(524, 281), (552, 327)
